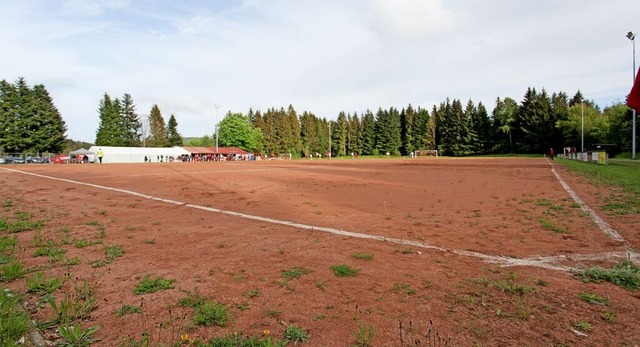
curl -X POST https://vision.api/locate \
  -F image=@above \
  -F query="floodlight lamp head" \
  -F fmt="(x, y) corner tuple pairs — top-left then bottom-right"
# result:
(627, 31), (636, 41)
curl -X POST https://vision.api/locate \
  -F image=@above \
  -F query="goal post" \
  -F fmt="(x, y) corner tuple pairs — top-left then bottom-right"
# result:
(278, 153), (292, 160)
(414, 149), (438, 158)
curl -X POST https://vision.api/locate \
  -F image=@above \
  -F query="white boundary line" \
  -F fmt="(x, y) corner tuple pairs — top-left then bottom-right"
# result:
(547, 159), (626, 243)
(2, 166), (635, 272)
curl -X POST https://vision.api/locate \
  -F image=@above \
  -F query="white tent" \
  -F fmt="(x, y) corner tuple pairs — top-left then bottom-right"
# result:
(88, 146), (190, 164)
(69, 148), (95, 163)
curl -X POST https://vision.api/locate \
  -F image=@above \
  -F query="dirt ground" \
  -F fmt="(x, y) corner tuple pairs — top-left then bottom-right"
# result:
(1, 157), (639, 346)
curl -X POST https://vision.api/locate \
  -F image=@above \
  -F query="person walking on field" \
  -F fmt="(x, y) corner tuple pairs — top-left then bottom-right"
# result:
(97, 149), (104, 164)
(549, 148), (554, 160)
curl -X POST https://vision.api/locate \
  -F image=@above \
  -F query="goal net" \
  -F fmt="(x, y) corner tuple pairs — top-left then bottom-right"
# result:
(414, 149), (438, 158)
(278, 153), (292, 160)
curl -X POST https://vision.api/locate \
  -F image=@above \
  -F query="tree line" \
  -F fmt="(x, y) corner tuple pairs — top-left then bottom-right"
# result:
(95, 93), (183, 148)
(216, 89), (635, 158)
(1, 77), (636, 157)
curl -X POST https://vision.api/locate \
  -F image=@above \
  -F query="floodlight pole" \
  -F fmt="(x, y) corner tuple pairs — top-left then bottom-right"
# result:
(328, 121), (331, 159)
(214, 104), (220, 153)
(581, 102), (584, 152)
(628, 31), (637, 159)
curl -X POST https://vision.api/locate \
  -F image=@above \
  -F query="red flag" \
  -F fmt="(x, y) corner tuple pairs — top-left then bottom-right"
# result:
(628, 67), (640, 112)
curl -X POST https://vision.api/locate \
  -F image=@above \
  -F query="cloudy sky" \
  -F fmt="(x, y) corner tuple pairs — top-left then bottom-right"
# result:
(2, 0), (639, 142)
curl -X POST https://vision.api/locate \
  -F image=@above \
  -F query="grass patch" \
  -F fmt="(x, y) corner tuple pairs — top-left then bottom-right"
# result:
(283, 324), (309, 343)
(282, 267), (312, 279)
(193, 300), (229, 327)
(200, 333), (288, 347)
(538, 217), (566, 234)
(557, 159), (640, 214)
(580, 260), (640, 290)
(330, 264), (359, 277)
(105, 245), (124, 261)
(352, 321), (375, 347)
(115, 304), (142, 316)
(25, 272), (63, 295)
(177, 289), (208, 308)
(0, 289), (31, 346)
(579, 292), (607, 305)
(1, 260), (24, 282)
(133, 275), (175, 295)
(352, 252), (374, 261)
(393, 282), (416, 295)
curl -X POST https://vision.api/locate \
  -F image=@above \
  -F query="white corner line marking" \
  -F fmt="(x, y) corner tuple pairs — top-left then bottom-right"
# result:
(547, 160), (625, 242)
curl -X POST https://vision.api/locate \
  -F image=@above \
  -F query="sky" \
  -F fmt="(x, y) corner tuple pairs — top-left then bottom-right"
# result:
(2, 0), (640, 143)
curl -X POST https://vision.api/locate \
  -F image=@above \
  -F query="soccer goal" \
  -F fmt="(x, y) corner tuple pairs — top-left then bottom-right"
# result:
(278, 153), (292, 160)
(414, 149), (438, 158)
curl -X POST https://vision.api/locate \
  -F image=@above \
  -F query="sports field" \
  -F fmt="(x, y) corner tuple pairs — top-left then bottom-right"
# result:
(1, 157), (639, 346)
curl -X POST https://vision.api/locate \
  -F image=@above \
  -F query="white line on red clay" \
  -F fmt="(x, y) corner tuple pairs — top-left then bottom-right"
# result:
(3, 166), (636, 272)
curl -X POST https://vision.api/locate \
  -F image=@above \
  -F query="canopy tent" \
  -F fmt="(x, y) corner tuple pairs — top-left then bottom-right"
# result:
(69, 148), (95, 163)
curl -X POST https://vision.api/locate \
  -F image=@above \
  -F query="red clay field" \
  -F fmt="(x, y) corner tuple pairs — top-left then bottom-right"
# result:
(1, 157), (639, 346)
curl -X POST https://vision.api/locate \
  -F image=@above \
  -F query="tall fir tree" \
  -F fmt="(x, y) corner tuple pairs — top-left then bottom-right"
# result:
(31, 84), (67, 153)
(147, 104), (168, 147)
(334, 111), (348, 156)
(0, 78), (66, 154)
(166, 114), (183, 146)
(95, 93), (119, 146)
(121, 93), (142, 147)
(400, 104), (415, 155)
(361, 110), (376, 155)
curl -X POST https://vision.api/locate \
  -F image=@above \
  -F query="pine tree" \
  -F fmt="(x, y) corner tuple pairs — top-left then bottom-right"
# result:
(361, 110), (375, 155)
(0, 80), (18, 153)
(31, 84), (67, 153)
(166, 114), (183, 146)
(348, 113), (362, 155)
(121, 93), (142, 147)
(147, 104), (168, 147)
(95, 93), (119, 146)
(300, 111), (321, 156)
(401, 104), (415, 155)
(411, 107), (430, 150)
(334, 111), (348, 156)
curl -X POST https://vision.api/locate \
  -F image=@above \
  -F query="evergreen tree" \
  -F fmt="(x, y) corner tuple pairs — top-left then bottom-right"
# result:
(300, 111), (321, 156)
(121, 93), (142, 147)
(516, 88), (555, 153)
(334, 111), (348, 156)
(95, 93), (120, 146)
(0, 78), (66, 154)
(285, 105), (302, 157)
(166, 114), (183, 146)
(31, 84), (67, 153)
(361, 110), (375, 155)
(400, 104), (415, 155)
(0, 80), (19, 153)
(348, 113), (362, 155)
(463, 100), (479, 155)
(147, 104), (168, 147)
(374, 107), (401, 155)
(471, 102), (491, 154)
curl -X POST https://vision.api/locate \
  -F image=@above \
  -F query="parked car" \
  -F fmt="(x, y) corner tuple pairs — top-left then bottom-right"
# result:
(50, 154), (70, 164)
(26, 156), (44, 164)
(4, 156), (26, 164)
(0, 157), (6, 164)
